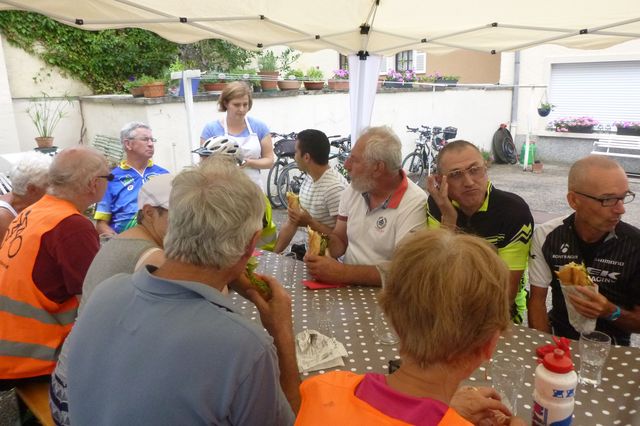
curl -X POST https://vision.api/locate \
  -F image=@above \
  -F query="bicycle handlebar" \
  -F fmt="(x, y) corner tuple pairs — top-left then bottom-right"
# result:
(271, 131), (297, 139)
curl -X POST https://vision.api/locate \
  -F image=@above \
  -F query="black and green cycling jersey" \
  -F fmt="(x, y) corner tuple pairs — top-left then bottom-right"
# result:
(427, 181), (534, 323)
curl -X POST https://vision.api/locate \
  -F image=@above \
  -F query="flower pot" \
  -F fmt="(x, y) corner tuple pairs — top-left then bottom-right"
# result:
(129, 86), (145, 98)
(142, 82), (166, 98)
(565, 125), (594, 134)
(532, 161), (544, 174)
(258, 71), (279, 91)
(178, 78), (200, 96)
(277, 80), (301, 91)
(35, 136), (54, 148)
(203, 82), (227, 92)
(383, 81), (413, 89)
(616, 127), (640, 136)
(303, 81), (324, 90)
(327, 80), (349, 91)
(537, 108), (551, 117)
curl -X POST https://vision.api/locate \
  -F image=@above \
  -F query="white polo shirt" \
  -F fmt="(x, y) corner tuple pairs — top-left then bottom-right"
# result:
(339, 174), (427, 266)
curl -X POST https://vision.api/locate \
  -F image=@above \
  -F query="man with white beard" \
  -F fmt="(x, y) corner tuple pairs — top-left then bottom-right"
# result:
(305, 126), (427, 286)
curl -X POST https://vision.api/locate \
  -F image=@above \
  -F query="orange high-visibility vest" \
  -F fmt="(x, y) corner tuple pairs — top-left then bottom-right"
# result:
(0, 195), (82, 379)
(295, 371), (472, 426)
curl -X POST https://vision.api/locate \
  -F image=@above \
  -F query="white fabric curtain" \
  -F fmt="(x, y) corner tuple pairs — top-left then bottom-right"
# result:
(348, 54), (382, 144)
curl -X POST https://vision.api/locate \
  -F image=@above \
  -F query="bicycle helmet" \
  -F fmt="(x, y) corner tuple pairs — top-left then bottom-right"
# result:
(192, 136), (240, 159)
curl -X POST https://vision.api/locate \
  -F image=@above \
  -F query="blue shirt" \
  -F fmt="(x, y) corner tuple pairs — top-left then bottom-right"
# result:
(201, 116), (270, 141)
(67, 267), (295, 426)
(94, 160), (169, 233)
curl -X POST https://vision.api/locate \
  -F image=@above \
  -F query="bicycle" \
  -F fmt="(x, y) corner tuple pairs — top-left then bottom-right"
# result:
(328, 135), (351, 183)
(266, 131), (297, 208)
(401, 125), (457, 186)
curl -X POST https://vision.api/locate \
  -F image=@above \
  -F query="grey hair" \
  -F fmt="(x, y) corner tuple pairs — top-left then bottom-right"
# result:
(10, 152), (52, 196)
(48, 146), (107, 199)
(360, 126), (402, 172)
(164, 156), (264, 269)
(120, 122), (151, 146)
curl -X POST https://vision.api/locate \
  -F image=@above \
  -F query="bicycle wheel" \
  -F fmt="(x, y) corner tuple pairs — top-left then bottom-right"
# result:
(401, 152), (425, 186)
(267, 160), (286, 208)
(277, 163), (308, 208)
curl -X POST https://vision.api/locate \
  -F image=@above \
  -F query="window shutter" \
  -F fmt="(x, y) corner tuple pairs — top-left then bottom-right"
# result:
(548, 61), (640, 126)
(379, 56), (395, 74)
(414, 51), (426, 73)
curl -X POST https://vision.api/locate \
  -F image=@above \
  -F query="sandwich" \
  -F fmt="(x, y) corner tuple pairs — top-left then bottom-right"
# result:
(307, 227), (329, 256)
(245, 256), (272, 300)
(555, 262), (594, 287)
(287, 192), (300, 210)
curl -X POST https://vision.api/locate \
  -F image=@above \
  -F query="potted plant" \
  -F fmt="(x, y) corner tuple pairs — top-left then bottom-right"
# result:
(230, 67), (260, 91)
(303, 67), (325, 90)
(278, 69), (303, 91)
(383, 69), (416, 88)
(421, 72), (459, 90)
(258, 51), (279, 91)
(538, 102), (554, 117)
(328, 68), (349, 91)
(123, 76), (145, 98)
(27, 92), (72, 148)
(550, 117), (599, 133)
(138, 74), (166, 98)
(201, 72), (229, 92)
(613, 121), (640, 136)
(478, 146), (494, 168)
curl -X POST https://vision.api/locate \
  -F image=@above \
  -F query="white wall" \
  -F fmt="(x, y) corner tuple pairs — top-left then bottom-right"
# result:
(81, 88), (512, 178)
(0, 35), (20, 153)
(501, 39), (640, 139)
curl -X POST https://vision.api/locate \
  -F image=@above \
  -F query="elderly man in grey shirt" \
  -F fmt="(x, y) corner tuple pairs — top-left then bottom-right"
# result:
(66, 156), (299, 425)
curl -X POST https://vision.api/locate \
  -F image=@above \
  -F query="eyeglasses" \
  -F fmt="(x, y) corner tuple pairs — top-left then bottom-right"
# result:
(574, 190), (635, 207)
(97, 173), (114, 182)
(129, 137), (157, 143)
(444, 165), (487, 181)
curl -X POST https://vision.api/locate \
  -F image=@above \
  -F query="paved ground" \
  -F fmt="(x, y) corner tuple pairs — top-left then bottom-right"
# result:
(1, 161), (637, 425)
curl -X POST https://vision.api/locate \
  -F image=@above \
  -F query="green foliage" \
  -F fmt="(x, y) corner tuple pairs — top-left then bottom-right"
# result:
(278, 48), (301, 74)
(0, 11), (178, 93)
(258, 51), (278, 72)
(305, 67), (324, 81)
(179, 39), (256, 73)
(27, 92), (72, 137)
(286, 69), (304, 79)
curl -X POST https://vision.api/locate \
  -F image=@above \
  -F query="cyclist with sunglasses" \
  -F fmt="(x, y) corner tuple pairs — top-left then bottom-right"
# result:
(94, 122), (169, 236)
(528, 155), (640, 346)
(426, 140), (533, 325)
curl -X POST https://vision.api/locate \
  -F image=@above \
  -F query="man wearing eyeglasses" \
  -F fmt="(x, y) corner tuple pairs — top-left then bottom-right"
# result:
(426, 140), (533, 324)
(0, 146), (109, 388)
(94, 122), (169, 235)
(528, 155), (640, 346)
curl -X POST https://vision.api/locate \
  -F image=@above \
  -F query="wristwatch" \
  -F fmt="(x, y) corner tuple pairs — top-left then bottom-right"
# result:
(605, 305), (621, 321)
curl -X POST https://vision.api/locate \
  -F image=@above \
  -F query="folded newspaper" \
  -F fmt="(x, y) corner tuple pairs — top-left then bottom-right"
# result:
(295, 329), (348, 373)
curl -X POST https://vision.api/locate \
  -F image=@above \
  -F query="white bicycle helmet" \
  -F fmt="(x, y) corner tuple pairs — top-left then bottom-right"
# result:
(193, 136), (240, 159)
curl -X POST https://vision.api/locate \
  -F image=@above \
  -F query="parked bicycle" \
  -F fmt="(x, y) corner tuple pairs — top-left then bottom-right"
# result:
(328, 135), (351, 183)
(401, 125), (457, 186)
(266, 131), (297, 208)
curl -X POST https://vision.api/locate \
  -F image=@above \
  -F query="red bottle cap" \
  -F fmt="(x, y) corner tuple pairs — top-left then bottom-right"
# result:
(542, 349), (574, 374)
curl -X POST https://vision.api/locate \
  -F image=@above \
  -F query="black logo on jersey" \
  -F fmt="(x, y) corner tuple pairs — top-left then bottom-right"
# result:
(376, 217), (387, 230)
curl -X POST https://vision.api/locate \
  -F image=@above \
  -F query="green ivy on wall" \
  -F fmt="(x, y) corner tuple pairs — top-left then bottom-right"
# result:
(0, 11), (179, 94)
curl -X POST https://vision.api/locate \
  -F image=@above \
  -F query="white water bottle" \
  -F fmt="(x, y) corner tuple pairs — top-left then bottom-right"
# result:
(532, 348), (578, 426)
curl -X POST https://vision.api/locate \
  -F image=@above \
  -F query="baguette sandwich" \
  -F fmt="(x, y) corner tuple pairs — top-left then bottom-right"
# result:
(307, 227), (329, 257)
(555, 262), (594, 287)
(286, 192), (300, 210)
(245, 256), (272, 300)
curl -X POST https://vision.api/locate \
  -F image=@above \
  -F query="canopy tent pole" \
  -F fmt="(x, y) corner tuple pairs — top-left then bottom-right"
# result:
(171, 69), (201, 167)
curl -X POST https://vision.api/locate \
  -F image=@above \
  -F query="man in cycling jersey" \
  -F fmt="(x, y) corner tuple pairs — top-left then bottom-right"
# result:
(528, 155), (640, 346)
(426, 140), (533, 324)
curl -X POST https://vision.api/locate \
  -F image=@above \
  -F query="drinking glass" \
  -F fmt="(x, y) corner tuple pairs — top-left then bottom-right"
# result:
(280, 253), (297, 289)
(311, 293), (335, 337)
(490, 354), (524, 415)
(579, 330), (611, 386)
(373, 306), (399, 345)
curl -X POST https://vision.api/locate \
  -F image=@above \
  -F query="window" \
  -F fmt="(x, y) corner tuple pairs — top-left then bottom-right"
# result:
(339, 54), (349, 70)
(395, 50), (413, 71)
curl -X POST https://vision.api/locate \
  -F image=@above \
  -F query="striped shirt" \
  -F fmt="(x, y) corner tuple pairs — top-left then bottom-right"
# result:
(299, 168), (347, 228)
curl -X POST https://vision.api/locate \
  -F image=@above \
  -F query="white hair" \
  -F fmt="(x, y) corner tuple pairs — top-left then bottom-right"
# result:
(120, 122), (151, 146)
(10, 152), (52, 196)
(164, 157), (264, 269)
(360, 126), (402, 172)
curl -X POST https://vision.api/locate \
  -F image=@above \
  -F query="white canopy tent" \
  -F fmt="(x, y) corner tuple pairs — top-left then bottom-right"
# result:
(1, 0), (639, 155)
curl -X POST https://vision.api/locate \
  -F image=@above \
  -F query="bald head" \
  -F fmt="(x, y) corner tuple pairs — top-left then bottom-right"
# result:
(568, 155), (624, 191)
(50, 146), (108, 199)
